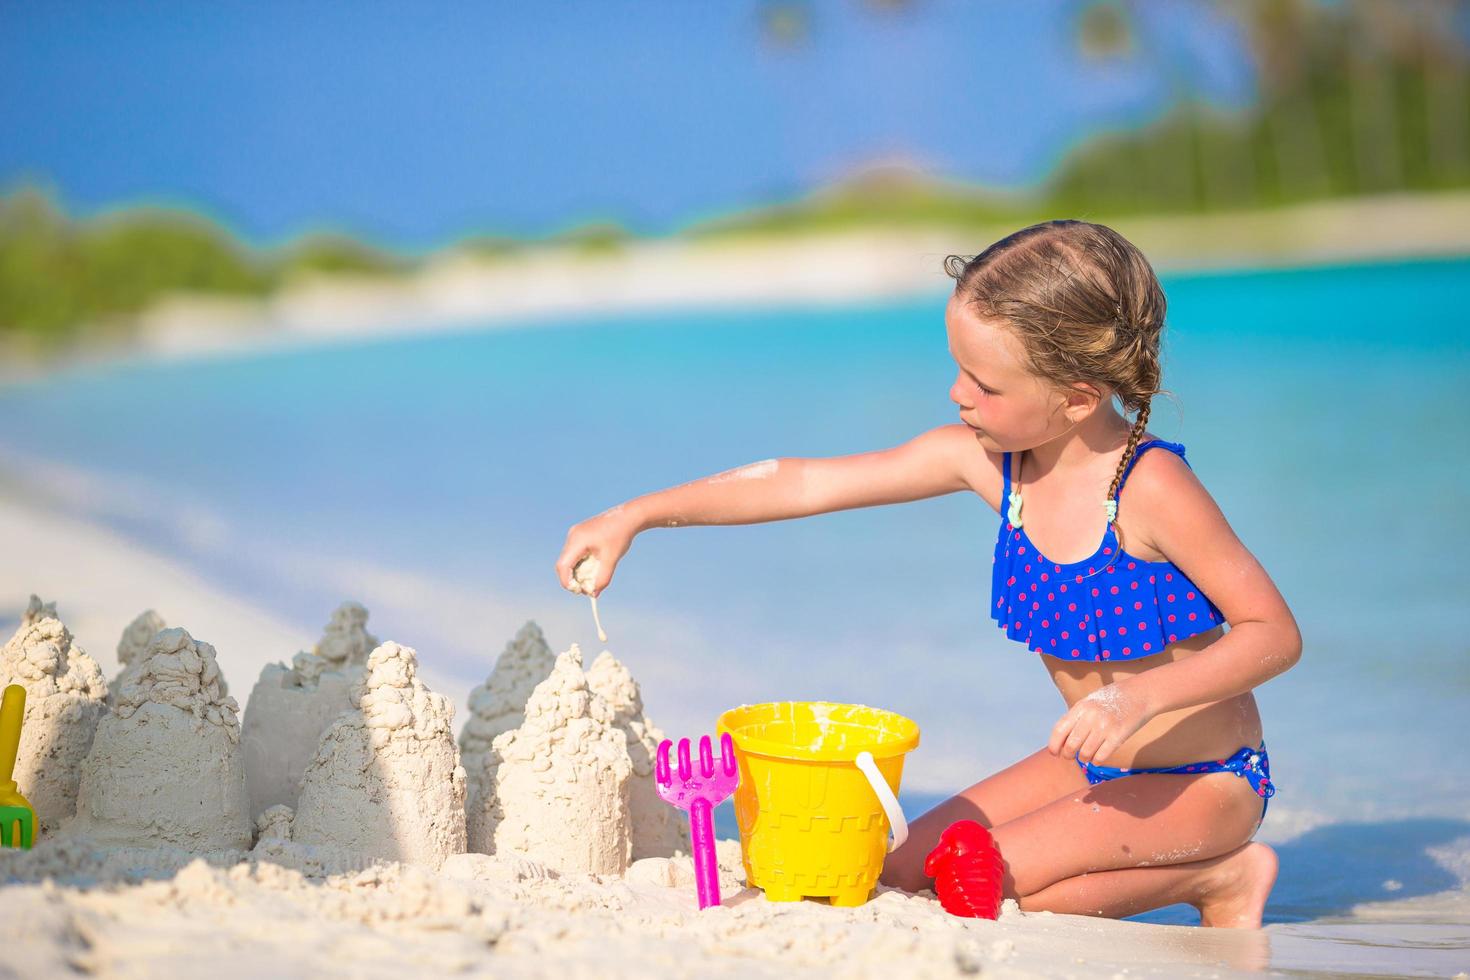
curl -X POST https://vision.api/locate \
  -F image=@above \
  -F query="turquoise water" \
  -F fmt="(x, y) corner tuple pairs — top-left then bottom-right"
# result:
(1, 256), (1467, 930)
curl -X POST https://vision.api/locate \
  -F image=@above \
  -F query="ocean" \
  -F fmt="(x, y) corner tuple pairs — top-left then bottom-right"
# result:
(1, 255), (1467, 951)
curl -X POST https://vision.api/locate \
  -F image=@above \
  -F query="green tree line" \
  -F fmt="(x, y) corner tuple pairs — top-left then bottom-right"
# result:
(696, 0), (1470, 235)
(0, 189), (408, 349)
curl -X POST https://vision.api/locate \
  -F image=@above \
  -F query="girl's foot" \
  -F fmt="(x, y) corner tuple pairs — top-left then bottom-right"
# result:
(1196, 842), (1278, 928)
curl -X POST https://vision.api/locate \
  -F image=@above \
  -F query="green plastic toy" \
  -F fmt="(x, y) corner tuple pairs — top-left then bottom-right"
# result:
(1, 683), (35, 849)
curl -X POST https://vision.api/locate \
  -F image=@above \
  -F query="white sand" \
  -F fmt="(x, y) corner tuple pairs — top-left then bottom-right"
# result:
(0, 831), (1316, 980)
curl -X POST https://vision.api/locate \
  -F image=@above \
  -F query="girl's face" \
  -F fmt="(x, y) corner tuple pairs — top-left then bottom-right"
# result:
(945, 292), (1096, 453)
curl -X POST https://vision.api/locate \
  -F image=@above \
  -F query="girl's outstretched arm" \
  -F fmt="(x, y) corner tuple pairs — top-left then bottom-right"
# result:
(556, 424), (984, 594)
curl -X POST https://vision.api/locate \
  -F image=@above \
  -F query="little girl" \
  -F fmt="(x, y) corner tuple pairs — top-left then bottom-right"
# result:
(555, 219), (1300, 928)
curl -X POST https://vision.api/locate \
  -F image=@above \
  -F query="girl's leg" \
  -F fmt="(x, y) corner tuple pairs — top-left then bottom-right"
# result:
(1019, 840), (1279, 927)
(990, 769), (1266, 900)
(881, 747), (1091, 892)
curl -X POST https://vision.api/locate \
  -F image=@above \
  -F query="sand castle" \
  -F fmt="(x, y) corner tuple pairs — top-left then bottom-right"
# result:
(586, 649), (688, 860)
(0, 597), (109, 835)
(241, 602), (378, 818)
(110, 609), (167, 701)
(3, 597), (681, 885)
(473, 645), (633, 875)
(291, 641), (467, 868)
(459, 620), (557, 847)
(459, 621), (557, 769)
(71, 627), (252, 851)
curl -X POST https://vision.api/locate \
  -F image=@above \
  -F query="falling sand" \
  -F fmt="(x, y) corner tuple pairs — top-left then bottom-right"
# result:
(570, 555), (608, 642)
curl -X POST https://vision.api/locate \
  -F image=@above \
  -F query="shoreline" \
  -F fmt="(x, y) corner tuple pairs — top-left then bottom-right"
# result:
(4, 191), (1469, 384)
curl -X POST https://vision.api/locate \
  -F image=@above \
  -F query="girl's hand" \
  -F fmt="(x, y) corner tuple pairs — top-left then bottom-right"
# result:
(555, 508), (638, 597)
(1048, 682), (1153, 767)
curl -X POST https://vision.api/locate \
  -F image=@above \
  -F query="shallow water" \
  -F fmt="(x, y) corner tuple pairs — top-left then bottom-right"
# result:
(1, 256), (1467, 962)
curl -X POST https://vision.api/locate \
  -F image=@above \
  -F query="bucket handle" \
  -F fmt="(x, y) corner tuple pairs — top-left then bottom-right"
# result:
(854, 750), (908, 853)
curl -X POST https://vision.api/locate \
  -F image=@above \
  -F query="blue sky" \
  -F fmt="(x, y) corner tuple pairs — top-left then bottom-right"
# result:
(0, 1), (1256, 253)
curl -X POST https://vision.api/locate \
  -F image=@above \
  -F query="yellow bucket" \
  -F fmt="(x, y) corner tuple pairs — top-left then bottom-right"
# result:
(716, 701), (919, 906)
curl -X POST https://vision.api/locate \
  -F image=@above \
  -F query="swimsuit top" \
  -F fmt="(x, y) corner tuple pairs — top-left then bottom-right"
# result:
(990, 439), (1225, 662)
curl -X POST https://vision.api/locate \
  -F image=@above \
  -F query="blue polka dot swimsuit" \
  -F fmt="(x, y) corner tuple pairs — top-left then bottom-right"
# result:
(990, 438), (1276, 815)
(990, 439), (1224, 661)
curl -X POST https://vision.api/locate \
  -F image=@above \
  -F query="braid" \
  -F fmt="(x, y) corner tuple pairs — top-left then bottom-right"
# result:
(1105, 398), (1152, 530)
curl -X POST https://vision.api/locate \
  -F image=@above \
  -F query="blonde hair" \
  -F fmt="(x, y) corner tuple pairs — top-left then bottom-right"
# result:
(944, 219), (1175, 510)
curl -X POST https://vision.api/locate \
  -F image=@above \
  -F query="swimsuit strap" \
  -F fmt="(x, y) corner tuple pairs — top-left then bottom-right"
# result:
(1114, 438), (1189, 498)
(1001, 451), (1012, 504)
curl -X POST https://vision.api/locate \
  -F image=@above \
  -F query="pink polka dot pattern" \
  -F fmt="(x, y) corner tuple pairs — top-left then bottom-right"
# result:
(989, 441), (1225, 662)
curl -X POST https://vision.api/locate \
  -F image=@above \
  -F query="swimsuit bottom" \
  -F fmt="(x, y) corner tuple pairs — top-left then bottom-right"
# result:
(1075, 742), (1275, 818)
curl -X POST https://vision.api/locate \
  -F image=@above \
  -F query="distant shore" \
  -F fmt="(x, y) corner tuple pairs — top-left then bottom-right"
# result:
(4, 190), (1470, 383)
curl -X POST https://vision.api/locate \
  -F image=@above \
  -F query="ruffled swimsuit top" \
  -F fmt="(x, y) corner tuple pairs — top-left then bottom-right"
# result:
(990, 439), (1225, 662)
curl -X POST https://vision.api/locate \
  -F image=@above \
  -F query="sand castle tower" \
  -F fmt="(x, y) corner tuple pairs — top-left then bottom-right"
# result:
(110, 609), (166, 702)
(18, 594), (57, 628)
(474, 645), (633, 875)
(0, 597), (109, 835)
(240, 601), (378, 819)
(292, 641), (467, 868)
(459, 621), (556, 845)
(72, 627), (251, 851)
(587, 650), (689, 860)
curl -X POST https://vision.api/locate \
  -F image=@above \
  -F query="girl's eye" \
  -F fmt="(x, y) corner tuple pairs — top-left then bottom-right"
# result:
(974, 380), (994, 395)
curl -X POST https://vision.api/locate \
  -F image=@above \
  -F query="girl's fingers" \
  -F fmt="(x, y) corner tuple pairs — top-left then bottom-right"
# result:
(554, 542), (577, 584)
(1048, 713), (1076, 756)
(1076, 728), (1107, 766)
(1053, 720), (1081, 759)
(1062, 724), (1089, 760)
(556, 545), (589, 591)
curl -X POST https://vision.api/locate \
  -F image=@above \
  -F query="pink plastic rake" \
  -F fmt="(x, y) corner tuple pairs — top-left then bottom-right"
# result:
(655, 733), (739, 910)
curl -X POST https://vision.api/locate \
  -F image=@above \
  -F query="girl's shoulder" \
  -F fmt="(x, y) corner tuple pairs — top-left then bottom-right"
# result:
(1118, 435), (1222, 559)
(932, 423), (1006, 514)
(1125, 434), (1200, 487)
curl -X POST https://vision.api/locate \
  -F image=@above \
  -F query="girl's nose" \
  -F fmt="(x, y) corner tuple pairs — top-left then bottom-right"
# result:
(949, 376), (971, 409)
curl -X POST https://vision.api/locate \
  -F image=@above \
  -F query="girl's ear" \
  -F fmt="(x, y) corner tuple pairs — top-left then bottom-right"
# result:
(1061, 381), (1104, 422)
